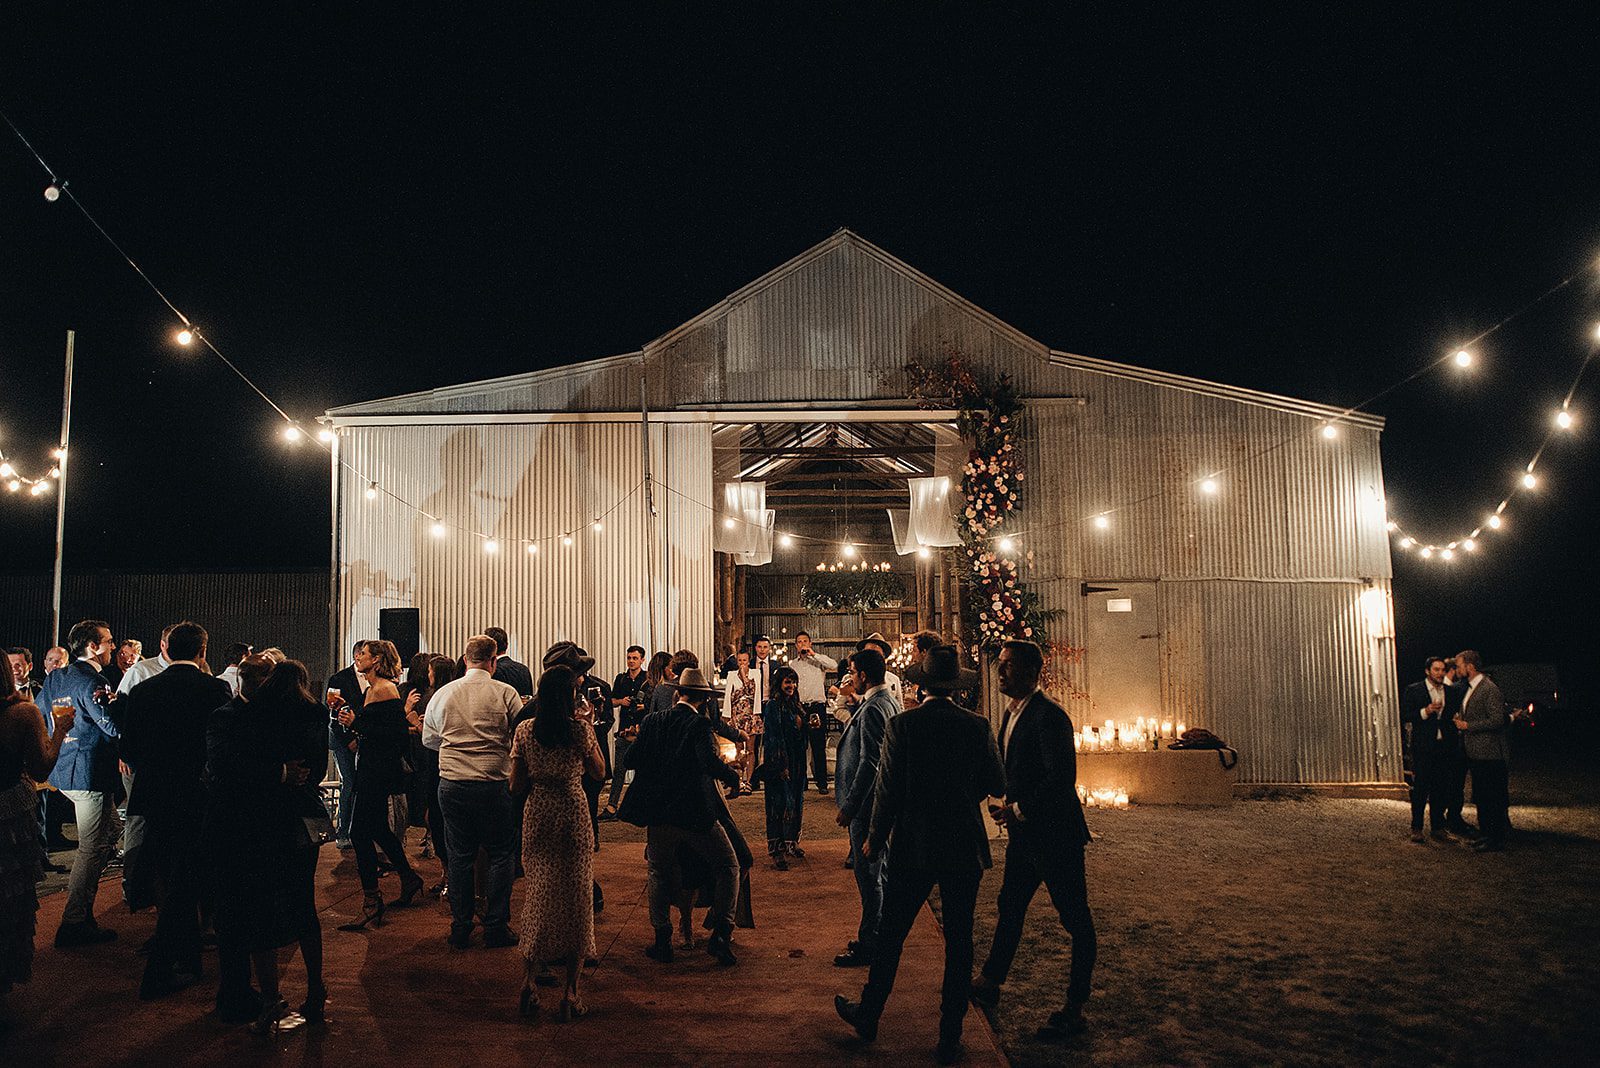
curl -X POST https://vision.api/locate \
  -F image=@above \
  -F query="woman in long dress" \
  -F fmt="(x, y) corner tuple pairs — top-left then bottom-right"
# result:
(0, 668), (71, 1000)
(511, 664), (605, 1021)
(762, 666), (806, 867)
(726, 650), (760, 793)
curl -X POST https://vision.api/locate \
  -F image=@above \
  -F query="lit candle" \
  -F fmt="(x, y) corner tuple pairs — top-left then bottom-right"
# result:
(1073, 733), (1082, 752)
(1115, 790), (1130, 809)
(1177, 721), (1187, 737)
(1161, 720), (1174, 739)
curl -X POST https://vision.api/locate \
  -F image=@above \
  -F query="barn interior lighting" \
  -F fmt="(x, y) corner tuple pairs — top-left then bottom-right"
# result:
(283, 425), (302, 443)
(365, 482), (378, 500)
(1093, 514), (1111, 529)
(1320, 423), (1339, 439)
(1199, 478), (1219, 495)
(1487, 514), (1502, 530)
(841, 543), (857, 559)
(997, 536), (1015, 553)
(43, 181), (60, 202)
(916, 545), (931, 558)
(175, 327), (194, 346)
(779, 533), (793, 548)
(1453, 349), (1473, 368)
(1555, 408), (1574, 430)
(1521, 472), (1538, 490)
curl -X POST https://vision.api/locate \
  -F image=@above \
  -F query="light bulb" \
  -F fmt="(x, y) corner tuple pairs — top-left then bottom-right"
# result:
(1521, 472), (1537, 490)
(842, 543), (857, 558)
(526, 543), (538, 555)
(1593, 322), (1600, 342)
(1094, 514), (1110, 529)
(51, 447), (64, 460)
(1463, 539), (1477, 552)
(592, 520), (603, 533)
(998, 536), (1015, 553)
(779, 534), (793, 548)
(43, 182), (60, 202)
(1321, 423), (1338, 439)
(1441, 548), (1455, 560)
(430, 522), (446, 538)
(1453, 349), (1472, 368)
(318, 428), (335, 443)
(723, 517), (735, 529)
(562, 535), (573, 547)
(1420, 547), (1434, 559)
(365, 482), (378, 500)
(917, 546), (931, 559)
(48, 466), (60, 479)
(1555, 409), (1573, 430)
(175, 327), (194, 346)
(5, 480), (17, 492)
(1487, 515), (1502, 530)
(1385, 520), (1398, 532)
(283, 425), (302, 443)
(1399, 536), (1414, 548)
(0, 463), (11, 478)
(1200, 478), (1219, 495)
(483, 539), (498, 554)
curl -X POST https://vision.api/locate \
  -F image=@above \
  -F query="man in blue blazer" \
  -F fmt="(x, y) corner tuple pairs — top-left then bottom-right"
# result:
(831, 646), (897, 968)
(971, 639), (1097, 1043)
(41, 618), (123, 947)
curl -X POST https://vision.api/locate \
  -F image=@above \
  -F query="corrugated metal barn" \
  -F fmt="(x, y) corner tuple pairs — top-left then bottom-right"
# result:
(327, 231), (1402, 787)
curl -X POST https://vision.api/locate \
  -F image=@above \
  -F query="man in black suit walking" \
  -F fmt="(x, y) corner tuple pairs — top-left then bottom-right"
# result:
(835, 645), (1006, 1066)
(1401, 656), (1459, 843)
(119, 621), (234, 999)
(325, 641), (372, 848)
(970, 639), (1097, 1043)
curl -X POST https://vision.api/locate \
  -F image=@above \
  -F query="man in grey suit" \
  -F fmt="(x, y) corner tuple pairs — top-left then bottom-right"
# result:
(835, 645), (1006, 1066)
(1451, 649), (1511, 852)
(831, 646), (897, 968)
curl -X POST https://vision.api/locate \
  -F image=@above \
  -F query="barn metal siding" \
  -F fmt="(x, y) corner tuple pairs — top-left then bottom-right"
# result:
(0, 570), (330, 683)
(336, 420), (713, 682)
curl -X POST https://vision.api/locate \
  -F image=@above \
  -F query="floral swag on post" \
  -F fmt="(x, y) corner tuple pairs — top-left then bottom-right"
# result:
(905, 355), (1054, 656)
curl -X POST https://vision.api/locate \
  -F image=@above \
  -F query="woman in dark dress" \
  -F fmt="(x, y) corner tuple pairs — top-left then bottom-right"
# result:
(404, 655), (456, 895)
(335, 639), (423, 929)
(206, 655), (332, 1032)
(762, 666), (807, 867)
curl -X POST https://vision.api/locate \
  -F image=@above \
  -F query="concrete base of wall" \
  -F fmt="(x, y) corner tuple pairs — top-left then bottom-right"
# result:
(1235, 781), (1410, 801)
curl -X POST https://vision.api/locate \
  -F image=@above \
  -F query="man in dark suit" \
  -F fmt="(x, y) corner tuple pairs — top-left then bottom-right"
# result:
(831, 646), (897, 968)
(120, 621), (234, 999)
(325, 641), (372, 847)
(1401, 656), (1459, 843)
(485, 626), (534, 696)
(971, 639), (1097, 1043)
(41, 618), (123, 947)
(1438, 661), (1474, 835)
(836, 645), (1006, 1066)
(1452, 649), (1512, 852)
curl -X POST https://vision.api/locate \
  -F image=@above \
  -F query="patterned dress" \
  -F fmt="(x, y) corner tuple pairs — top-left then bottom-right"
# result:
(728, 672), (761, 738)
(512, 719), (596, 962)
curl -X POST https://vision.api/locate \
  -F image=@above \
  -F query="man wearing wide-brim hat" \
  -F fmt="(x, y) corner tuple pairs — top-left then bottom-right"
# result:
(852, 633), (903, 709)
(617, 664), (742, 967)
(836, 644), (1005, 1064)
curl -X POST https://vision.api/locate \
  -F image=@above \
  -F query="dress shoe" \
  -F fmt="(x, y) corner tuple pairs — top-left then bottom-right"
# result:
(772, 853), (789, 871)
(707, 933), (738, 966)
(41, 860), (69, 874)
(484, 926), (519, 948)
(1446, 819), (1476, 836)
(833, 947), (872, 967)
(1036, 1005), (1089, 1041)
(936, 1036), (965, 1064)
(1472, 838), (1506, 853)
(54, 920), (116, 947)
(969, 979), (1000, 1013)
(1409, 829), (1426, 844)
(446, 928), (473, 950)
(645, 927), (674, 963)
(834, 996), (878, 1042)
(1430, 829), (1455, 843)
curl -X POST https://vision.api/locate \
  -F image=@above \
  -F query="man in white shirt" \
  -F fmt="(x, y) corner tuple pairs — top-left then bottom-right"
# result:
(116, 625), (176, 697)
(423, 633), (522, 949)
(790, 631), (838, 794)
(216, 642), (253, 696)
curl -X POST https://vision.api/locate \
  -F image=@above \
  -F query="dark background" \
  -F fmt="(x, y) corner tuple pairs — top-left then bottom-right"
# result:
(0, 8), (1595, 701)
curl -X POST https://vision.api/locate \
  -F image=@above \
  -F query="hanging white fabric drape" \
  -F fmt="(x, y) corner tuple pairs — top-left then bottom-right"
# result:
(907, 476), (962, 547)
(886, 509), (918, 556)
(735, 509), (776, 566)
(713, 481), (766, 555)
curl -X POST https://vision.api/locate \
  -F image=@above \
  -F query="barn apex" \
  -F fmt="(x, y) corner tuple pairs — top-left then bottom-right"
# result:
(326, 229), (1402, 788)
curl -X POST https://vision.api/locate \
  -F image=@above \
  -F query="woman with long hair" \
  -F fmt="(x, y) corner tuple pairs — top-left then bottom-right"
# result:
(208, 656), (333, 1032)
(0, 658), (72, 1001)
(406, 654), (456, 894)
(510, 664), (604, 1021)
(725, 649), (760, 794)
(762, 666), (807, 868)
(336, 640), (423, 930)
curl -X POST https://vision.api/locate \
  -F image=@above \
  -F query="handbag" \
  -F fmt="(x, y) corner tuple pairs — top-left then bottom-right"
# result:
(299, 811), (337, 849)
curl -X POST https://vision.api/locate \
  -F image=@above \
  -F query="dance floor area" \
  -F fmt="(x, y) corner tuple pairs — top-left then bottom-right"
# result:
(8, 801), (1004, 1066)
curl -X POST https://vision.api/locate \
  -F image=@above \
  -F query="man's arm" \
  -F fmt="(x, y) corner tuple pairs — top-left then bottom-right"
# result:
(1008, 703), (1070, 814)
(978, 720), (1007, 803)
(420, 689), (446, 751)
(694, 720), (740, 788)
(77, 677), (120, 739)
(1460, 682), (1508, 733)
(839, 697), (888, 821)
(814, 652), (838, 672)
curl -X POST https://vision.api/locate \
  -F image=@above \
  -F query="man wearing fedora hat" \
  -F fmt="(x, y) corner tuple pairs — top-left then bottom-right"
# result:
(855, 633), (903, 707)
(836, 644), (1005, 1065)
(619, 665), (742, 966)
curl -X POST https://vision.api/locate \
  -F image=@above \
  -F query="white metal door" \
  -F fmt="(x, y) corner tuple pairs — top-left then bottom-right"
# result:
(1082, 581), (1162, 722)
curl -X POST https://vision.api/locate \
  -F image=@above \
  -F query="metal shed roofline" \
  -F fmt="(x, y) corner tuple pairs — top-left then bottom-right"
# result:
(1049, 350), (1386, 430)
(323, 350), (645, 418)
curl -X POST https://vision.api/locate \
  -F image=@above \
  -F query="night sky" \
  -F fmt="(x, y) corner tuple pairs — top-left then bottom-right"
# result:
(1, 9), (1596, 699)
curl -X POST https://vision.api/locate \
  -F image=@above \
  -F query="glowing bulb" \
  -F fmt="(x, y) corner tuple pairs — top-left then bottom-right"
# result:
(1555, 409), (1573, 430)
(1399, 536), (1414, 548)
(1420, 547), (1434, 559)
(430, 522), (446, 538)
(917, 546), (931, 559)
(998, 536), (1015, 553)
(1321, 423), (1338, 440)
(51, 447), (64, 460)
(175, 327), (194, 346)
(562, 535), (573, 547)
(1487, 515), (1502, 530)
(318, 428), (335, 443)
(1521, 472), (1537, 490)
(1093, 514), (1110, 529)
(842, 543), (857, 558)
(1199, 478), (1219, 495)
(43, 182), (60, 202)
(48, 466), (60, 479)
(365, 482), (378, 500)
(526, 543), (539, 555)
(592, 520), (603, 533)
(1441, 548), (1455, 561)
(483, 539), (498, 554)
(1463, 539), (1477, 552)
(723, 517), (735, 529)
(283, 425), (302, 443)
(779, 533), (793, 548)
(1453, 349), (1472, 368)
(0, 463), (11, 478)
(1385, 520), (1398, 532)
(1593, 322), (1600, 342)
(5, 480), (17, 492)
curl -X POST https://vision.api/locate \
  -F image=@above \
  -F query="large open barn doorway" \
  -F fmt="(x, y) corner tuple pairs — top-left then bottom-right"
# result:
(710, 416), (964, 669)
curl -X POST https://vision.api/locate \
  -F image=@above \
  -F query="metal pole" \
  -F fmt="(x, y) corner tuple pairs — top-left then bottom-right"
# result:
(50, 330), (74, 647)
(640, 374), (659, 652)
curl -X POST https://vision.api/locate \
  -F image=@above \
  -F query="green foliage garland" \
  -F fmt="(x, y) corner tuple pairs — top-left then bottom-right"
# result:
(800, 569), (907, 613)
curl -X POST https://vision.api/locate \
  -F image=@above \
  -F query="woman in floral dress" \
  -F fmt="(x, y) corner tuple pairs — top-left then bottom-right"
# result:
(510, 665), (605, 1021)
(725, 649), (760, 793)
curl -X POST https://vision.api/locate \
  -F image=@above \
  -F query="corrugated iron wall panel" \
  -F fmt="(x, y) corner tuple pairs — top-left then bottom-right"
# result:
(338, 420), (713, 682)
(0, 570), (329, 682)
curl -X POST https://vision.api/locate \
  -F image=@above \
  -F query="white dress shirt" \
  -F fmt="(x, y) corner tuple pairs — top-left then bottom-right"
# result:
(422, 667), (520, 782)
(116, 655), (170, 696)
(789, 651), (837, 705)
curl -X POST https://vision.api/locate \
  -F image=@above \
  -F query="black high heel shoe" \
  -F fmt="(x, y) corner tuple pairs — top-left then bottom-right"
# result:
(338, 891), (386, 931)
(298, 983), (328, 1025)
(393, 872), (424, 907)
(249, 997), (289, 1036)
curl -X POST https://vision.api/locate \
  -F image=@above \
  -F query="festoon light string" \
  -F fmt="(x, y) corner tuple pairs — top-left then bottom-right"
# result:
(4, 103), (1595, 565)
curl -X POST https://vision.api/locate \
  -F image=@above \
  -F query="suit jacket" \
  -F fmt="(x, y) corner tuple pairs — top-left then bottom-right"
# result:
(1001, 691), (1090, 848)
(493, 656), (535, 698)
(835, 685), (896, 824)
(326, 664), (365, 751)
(618, 701), (739, 830)
(1457, 675), (1511, 762)
(121, 663), (234, 820)
(1401, 679), (1459, 753)
(42, 659), (120, 793)
(867, 695), (1006, 872)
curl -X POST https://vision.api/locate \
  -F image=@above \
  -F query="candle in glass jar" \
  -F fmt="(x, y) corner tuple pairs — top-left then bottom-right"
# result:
(1161, 720), (1174, 739)
(1115, 790), (1130, 809)
(1177, 721), (1187, 737)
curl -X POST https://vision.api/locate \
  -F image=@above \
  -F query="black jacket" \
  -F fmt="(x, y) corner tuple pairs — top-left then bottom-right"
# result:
(1401, 679), (1461, 752)
(618, 700), (740, 830)
(350, 697), (411, 797)
(325, 665), (365, 751)
(493, 657), (535, 699)
(1001, 691), (1090, 848)
(867, 696), (1006, 872)
(121, 663), (233, 820)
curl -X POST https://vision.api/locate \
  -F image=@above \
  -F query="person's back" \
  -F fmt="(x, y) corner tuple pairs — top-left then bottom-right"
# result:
(426, 669), (518, 781)
(123, 664), (232, 818)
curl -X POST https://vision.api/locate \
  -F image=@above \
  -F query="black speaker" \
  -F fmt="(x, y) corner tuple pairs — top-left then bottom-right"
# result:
(378, 608), (421, 664)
